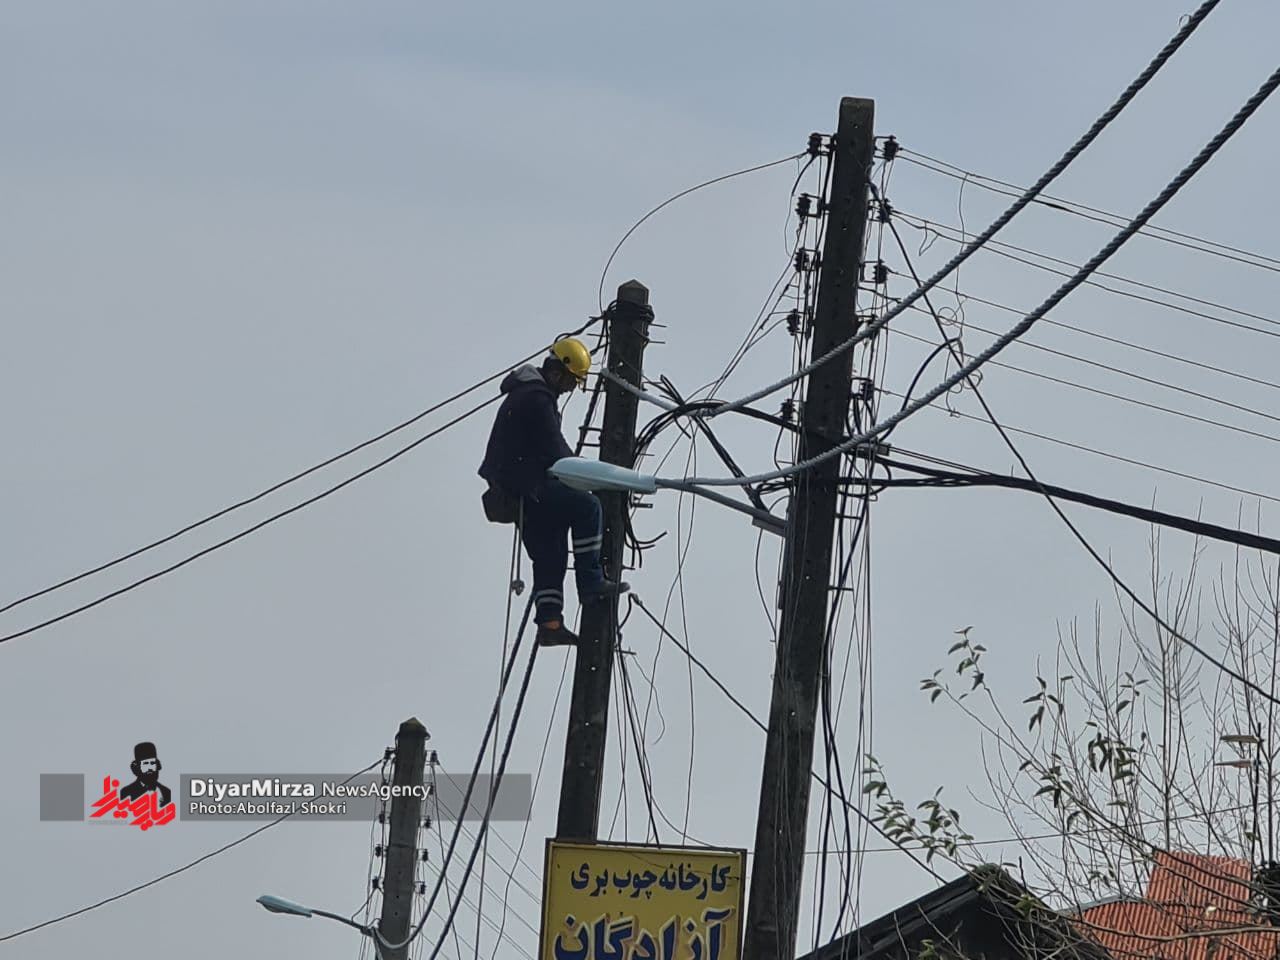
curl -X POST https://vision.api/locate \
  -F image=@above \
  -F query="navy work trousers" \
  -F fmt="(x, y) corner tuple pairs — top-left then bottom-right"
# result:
(521, 478), (605, 625)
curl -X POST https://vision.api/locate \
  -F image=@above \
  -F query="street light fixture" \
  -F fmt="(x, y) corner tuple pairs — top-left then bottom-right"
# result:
(1222, 733), (1263, 746)
(549, 457), (785, 536)
(256, 894), (378, 942)
(257, 894), (314, 918)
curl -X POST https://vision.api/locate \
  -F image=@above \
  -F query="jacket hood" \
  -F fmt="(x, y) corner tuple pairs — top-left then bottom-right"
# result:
(499, 364), (551, 395)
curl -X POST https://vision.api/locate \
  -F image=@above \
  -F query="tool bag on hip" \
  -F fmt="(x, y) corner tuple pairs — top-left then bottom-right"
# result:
(481, 483), (520, 525)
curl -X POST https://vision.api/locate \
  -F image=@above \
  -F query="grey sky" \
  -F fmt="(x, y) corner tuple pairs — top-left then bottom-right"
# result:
(4, 2), (1280, 957)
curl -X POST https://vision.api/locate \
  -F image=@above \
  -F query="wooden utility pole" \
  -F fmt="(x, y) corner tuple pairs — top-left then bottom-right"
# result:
(379, 717), (429, 960)
(556, 280), (652, 840)
(744, 97), (875, 960)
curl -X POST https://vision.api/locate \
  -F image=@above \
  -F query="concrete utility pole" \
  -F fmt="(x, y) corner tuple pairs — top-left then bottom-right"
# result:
(744, 97), (875, 960)
(379, 717), (429, 960)
(556, 280), (652, 840)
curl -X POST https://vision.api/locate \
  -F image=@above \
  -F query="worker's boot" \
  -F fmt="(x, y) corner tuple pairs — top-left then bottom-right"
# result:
(536, 621), (580, 647)
(581, 579), (630, 603)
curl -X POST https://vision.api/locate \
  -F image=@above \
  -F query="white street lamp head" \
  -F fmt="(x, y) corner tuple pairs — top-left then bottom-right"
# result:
(549, 457), (657, 494)
(257, 894), (313, 918)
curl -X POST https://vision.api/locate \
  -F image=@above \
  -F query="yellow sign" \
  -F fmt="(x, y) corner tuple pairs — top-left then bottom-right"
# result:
(540, 839), (746, 960)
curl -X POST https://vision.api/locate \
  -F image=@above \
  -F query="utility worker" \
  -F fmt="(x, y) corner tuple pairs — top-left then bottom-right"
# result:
(478, 338), (628, 646)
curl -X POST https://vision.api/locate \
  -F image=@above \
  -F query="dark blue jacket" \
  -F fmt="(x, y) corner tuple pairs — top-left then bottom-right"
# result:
(478, 365), (573, 497)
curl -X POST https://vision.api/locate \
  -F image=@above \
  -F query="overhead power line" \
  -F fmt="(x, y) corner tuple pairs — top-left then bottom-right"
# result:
(893, 210), (1280, 342)
(1, 321), (600, 620)
(696, 0), (1221, 419)
(891, 326), (1280, 449)
(0, 395), (500, 647)
(627, 595), (947, 884)
(873, 452), (1280, 556)
(879, 388), (1280, 508)
(597, 151), (807, 313)
(897, 147), (1280, 275)
(0, 758), (382, 945)
(897, 303), (1280, 427)
(895, 284), (1280, 397)
(867, 68), (1280, 718)
(377, 600), (537, 956)
(683, 61), (1280, 487)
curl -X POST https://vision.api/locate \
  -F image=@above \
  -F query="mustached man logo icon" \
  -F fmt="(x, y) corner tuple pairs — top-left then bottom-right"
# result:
(90, 742), (175, 831)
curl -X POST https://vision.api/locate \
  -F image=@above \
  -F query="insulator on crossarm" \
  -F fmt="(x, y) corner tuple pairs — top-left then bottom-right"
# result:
(795, 193), (826, 220)
(794, 249), (821, 273)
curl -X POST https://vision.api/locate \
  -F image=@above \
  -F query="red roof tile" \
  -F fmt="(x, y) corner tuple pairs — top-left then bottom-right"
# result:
(1077, 852), (1280, 960)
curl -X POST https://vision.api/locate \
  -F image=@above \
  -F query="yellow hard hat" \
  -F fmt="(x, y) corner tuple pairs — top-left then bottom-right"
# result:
(551, 337), (592, 383)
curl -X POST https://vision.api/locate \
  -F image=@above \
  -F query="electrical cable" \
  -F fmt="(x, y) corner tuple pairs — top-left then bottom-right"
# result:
(627, 595), (946, 884)
(378, 599), (534, 952)
(410, 644), (541, 960)
(874, 145), (1280, 713)
(873, 452), (1280, 556)
(487, 654), (570, 960)
(682, 62), (1280, 487)
(434, 771), (544, 896)
(881, 388), (1280, 507)
(893, 210), (1280, 342)
(2, 318), (599, 618)
(697, 0), (1222, 419)
(353, 755), (393, 926)
(0, 757), (382, 944)
(0, 394), (502, 646)
(897, 299), (1280, 425)
(696, 151), (826, 401)
(897, 147), (1280, 275)
(899, 284), (1280, 397)
(617, 642), (662, 842)
(476, 517), (529, 959)
(895, 207), (1280, 331)
(891, 326), (1280, 448)
(597, 152), (807, 313)
(429, 758), (468, 960)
